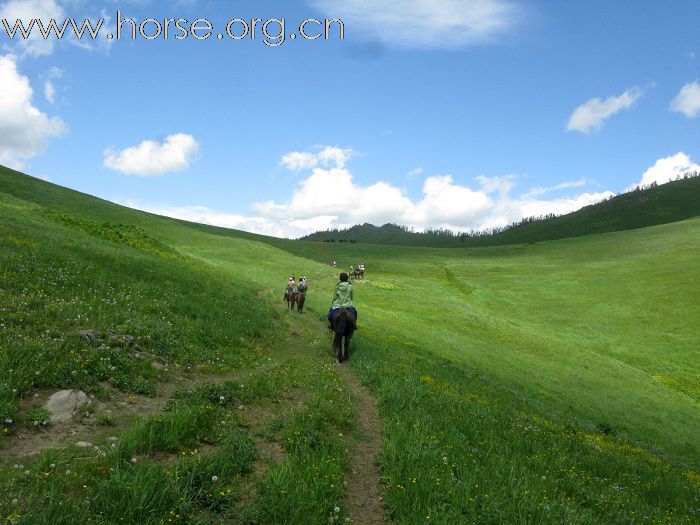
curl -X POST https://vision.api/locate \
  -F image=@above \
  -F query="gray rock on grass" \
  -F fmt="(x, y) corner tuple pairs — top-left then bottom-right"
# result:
(45, 390), (90, 422)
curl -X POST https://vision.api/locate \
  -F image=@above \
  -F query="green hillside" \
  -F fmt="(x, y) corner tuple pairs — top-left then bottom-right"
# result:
(1, 165), (699, 524)
(302, 175), (700, 247)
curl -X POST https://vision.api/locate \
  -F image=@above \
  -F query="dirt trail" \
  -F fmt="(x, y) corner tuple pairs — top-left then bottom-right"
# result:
(336, 363), (387, 524)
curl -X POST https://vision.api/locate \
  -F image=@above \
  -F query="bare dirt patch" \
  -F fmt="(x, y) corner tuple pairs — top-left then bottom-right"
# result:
(0, 371), (232, 462)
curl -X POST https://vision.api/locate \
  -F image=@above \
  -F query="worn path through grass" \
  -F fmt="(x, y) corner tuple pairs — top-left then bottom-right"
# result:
(336, 359), (385, 524)
(275, 303), (387, 525)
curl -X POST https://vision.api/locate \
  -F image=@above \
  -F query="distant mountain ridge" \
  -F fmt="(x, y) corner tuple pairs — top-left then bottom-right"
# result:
(301, 175), (700, 247)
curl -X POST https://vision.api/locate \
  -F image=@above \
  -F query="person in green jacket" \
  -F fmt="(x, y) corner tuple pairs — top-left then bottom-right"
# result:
(327, 272), (357, 327)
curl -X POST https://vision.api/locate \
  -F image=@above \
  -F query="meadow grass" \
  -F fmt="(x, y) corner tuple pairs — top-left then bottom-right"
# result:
(0, 170), (357, 524)
(1, 167), (699, 523)
(272, 220), (700, 464)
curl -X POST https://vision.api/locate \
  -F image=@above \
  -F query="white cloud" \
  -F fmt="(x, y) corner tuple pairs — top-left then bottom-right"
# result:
(524, 178), (589, 198)
(566, 88), (643, 134)
(310, 0), (522, 50)
(317, 146), (355, 168)
(66, 9), (113, 54)
(280, 146), (355, 173)
(0, 0), (113, 57)
(121, 147), (621, 239)
(407, 167), (424, 178)
(517, 192), (613, 221)
(630, 152), (700, 190)
(0, 0), (63, 57)
(414, 175), (493, 225)
(280, 151), (318, 172)
(670, 81), (700, 118)
(244, 147), (612, 236)
(103, 134), (199, 176)
(0, 54), (65, 169)
(476, 174), (517, 194)
(43, 79), (55, 102)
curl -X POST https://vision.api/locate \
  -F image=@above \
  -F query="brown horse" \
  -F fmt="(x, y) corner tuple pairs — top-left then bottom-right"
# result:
(332, 308), (355, 363)
(284, 289), (296, 311)
(350, 267), (364, 279)
(295, 291), (306, 314)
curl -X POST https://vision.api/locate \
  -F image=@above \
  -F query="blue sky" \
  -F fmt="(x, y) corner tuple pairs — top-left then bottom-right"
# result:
(1, 0), (699, 237)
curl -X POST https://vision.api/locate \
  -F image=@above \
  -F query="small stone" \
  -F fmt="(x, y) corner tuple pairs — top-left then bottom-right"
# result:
(46, 390), (90, 422)
(79, 330), (102, 343)
(151, 361), (166, 370)
(75, 441), (92, 447)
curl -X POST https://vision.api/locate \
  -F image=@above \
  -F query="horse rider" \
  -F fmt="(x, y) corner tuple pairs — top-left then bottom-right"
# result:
(327, 272), (357, 329)
(298, 275), (308, 293)
(284, 277), (295, 300)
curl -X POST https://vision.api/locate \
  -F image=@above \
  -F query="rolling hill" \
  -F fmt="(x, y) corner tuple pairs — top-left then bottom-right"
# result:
(301, 174), (700, 247)
(1, 165), (698, 524)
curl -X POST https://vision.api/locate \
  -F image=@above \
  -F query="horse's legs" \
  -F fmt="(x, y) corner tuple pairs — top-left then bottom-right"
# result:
(333, 333), (341, 362)
(343, 334), (351, 362)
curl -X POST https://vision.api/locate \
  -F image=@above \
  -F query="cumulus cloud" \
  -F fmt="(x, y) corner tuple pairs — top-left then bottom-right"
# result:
(0, 0), (113, 57)
(186, 146), (609, 237)
(0, 54), (65, 169)
(670, 81), (700, 118)
(280, 151), (318, 172)
(263, 152), (616, 234)
(310, 0), (522, 50)
(476, 174), (517, 195)
(103, 134), (199, 176)
(517, 192), (613, 220)
(280, 146), (355, 172)
(567, 88), (643, 134)
(0, 0), (63, 57)
(630, 152), (700, 190)
(123, 148), (700, 239)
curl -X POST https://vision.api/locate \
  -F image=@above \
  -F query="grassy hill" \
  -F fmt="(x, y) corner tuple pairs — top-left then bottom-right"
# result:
(1, 165), (699, 524)
(302, 175), (700, 247)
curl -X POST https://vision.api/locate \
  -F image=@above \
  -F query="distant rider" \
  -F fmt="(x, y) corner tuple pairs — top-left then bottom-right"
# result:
(298, 276), (308, 293)
(284, 277), (295, 300)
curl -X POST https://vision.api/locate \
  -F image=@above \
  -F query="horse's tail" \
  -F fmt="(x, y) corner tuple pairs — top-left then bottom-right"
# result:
(334, 308), (346, 333)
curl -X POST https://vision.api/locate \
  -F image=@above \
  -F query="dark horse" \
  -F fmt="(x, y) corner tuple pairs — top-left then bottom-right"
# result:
(295, 291), (306, 314)
(284, 289), (296, 311)
(332, 308), (355, 363)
